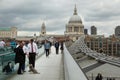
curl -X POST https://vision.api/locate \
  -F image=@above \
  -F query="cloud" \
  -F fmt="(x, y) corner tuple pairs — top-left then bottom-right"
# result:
(0, 0), (120, 37)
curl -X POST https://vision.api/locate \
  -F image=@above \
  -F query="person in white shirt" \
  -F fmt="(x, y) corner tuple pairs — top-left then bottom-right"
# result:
(0, 40), (6, 47)
(23, 41), (29, 56)
(22, 41), (29, 72)
(27, 39), (38, 71)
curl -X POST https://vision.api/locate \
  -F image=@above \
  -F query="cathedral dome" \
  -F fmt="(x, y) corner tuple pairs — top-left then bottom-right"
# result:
(68, 5), (82, 24)
(69, 15), (82, 23)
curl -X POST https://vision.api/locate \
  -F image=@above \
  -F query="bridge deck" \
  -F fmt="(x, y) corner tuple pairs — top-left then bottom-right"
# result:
(7, 46), (64, 80)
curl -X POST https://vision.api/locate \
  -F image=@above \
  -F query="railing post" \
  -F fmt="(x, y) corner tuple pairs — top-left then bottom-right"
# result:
(1, 55), (4, 71)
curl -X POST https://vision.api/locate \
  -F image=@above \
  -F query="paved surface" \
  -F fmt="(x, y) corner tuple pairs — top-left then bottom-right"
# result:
(83, 62), (104, 73)
(86, 63), (120, 78)
(78, 58), (97, 68)
(7, 46), (64, 80)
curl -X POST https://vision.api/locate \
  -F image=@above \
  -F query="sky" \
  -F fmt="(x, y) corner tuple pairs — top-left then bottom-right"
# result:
(0, 0), (120, 37)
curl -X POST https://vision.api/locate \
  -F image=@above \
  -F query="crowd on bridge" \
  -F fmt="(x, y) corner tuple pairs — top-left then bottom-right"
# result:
(44, 40), (64, 57)
(0, 39), (64, 75)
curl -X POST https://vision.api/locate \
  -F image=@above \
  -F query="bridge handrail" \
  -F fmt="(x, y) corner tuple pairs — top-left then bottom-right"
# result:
(0, 51), (14, 56)
(64, 44), (88, 80)
(0, 45), (44, 80)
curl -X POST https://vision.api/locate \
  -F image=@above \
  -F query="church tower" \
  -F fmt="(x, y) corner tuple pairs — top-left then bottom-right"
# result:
(40, 22), (46, 36)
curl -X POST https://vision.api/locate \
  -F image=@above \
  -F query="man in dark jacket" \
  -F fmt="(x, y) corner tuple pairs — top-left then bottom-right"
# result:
(14, 41), (25, 74)
(95, 73), (103, 80)
(54, 41), (59, 54)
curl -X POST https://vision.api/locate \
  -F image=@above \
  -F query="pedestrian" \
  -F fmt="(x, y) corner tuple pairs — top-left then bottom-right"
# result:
(14, 41), (25, 74)
(44, 40), (51, 57)
(0, 39), (6, 48)
(109, 78), (112, 80)
(60, 41), (64, 53)
(10, 39), (17, 51)
(28, 39), (38, 71)
(48, 41), (52, 53)
(95, 73), (103, 80)
(22, 41), (29, 72)
(54, 41), (59, 54)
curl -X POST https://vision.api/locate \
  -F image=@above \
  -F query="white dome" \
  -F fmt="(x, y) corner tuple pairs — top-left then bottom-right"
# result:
(69, 15), (82, 23)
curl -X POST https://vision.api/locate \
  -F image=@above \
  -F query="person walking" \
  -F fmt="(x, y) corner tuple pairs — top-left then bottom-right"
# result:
(95, 73), (103, 80)
(60, 41), (64, 53)
(14, 41), (25, 74)
(44, 40), (51, 57)
(10, 39), (17, 51)
(22, 41), (29, 72)
(54, 41), (59, 54)
(0, 39), (6, 48)
(28, 39), (38, 71)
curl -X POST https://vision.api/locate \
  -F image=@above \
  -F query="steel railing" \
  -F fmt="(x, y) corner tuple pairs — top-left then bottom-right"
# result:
(64, 44), (88, 80)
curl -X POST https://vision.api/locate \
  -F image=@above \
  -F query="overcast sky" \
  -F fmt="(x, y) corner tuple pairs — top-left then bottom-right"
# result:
(0, 0), (120, 36)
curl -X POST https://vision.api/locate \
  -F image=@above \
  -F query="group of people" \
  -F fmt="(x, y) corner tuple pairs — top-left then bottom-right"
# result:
(14, 39), (64, 74)
(95, 73), (116, 80)
(1, 39), (64, 75)
(44, 40), (64, 57)
(14, 39), (38, 74)
(95, 73), (103, 80)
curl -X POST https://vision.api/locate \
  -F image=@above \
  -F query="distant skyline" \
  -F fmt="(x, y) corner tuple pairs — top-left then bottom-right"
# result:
(0, 0), (120, 36)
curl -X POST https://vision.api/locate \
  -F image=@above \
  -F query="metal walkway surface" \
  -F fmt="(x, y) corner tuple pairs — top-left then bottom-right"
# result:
(7, 46), (64, 80)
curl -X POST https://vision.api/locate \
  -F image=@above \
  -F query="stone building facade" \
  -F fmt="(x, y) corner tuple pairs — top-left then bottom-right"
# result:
(84, 35), (120, 56)
(0, 27), (17, 38)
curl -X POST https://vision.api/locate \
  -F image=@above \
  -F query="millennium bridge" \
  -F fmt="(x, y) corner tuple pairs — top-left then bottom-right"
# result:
(0, 35), (120, 80)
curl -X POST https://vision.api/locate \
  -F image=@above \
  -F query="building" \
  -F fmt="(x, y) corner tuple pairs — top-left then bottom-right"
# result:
(0, 27), (17, 38)
(64, 5), (84, 41)
(84, 29), (88, 35)
(91, 26), (97, 35)
(115, 25), (120, 38)
(16, 36), (33, 41)
(84, 35), (120, 56)
(40, 22), (46, 36)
